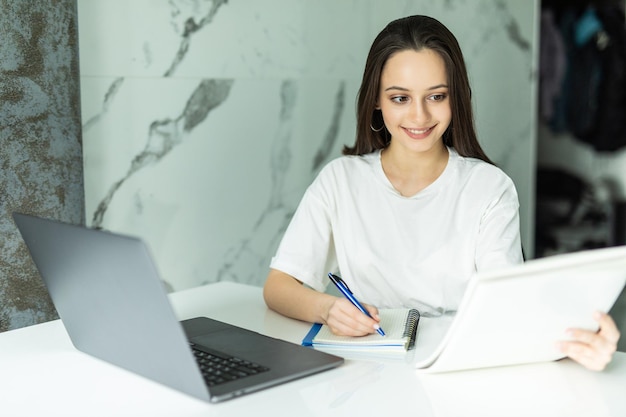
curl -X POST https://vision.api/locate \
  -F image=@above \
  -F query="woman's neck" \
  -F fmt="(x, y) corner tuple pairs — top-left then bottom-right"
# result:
(380, 143), (449, 196)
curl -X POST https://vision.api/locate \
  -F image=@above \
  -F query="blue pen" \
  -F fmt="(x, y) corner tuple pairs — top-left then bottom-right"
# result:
(328, 273), (385, 337)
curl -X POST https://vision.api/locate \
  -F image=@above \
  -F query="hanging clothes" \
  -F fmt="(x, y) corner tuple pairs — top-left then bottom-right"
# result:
(539, 9), (567, 124)
(540, 3), (626, 152)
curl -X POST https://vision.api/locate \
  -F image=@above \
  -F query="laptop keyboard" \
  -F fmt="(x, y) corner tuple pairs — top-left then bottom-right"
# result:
(191, 345), (270, 387)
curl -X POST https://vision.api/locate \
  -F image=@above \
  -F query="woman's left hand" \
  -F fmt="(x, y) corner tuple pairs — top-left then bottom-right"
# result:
(557, 311), (621, 371)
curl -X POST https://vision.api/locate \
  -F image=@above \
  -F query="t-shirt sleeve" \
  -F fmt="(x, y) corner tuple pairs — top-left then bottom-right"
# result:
(269, 170), (338, 292)
(475, 176), (524, 271)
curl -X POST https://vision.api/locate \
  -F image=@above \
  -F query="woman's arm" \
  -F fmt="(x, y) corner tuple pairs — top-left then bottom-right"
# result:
(263, 269), (335, 324)
(263, 268), (381, 336)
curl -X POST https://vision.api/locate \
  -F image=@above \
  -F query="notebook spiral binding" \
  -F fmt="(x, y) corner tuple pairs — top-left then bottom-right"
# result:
(402, 309), (421, 350)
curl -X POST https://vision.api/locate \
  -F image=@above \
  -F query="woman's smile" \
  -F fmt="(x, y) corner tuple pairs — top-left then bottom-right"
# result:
(403, 125), (436, 139)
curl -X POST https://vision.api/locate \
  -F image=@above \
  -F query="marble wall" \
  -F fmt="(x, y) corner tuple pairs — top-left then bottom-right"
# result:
(79, 0), (539, 292)
(0, 0), (83, 331)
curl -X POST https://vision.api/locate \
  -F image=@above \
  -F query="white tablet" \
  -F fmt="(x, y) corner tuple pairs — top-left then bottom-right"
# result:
(414, 245), (626, 372)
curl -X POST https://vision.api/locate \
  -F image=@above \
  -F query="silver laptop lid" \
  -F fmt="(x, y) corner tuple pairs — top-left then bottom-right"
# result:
(13, 213), (210, 401)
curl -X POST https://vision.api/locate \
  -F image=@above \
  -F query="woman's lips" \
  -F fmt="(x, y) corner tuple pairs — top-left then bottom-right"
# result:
(403, 126), (434, 139)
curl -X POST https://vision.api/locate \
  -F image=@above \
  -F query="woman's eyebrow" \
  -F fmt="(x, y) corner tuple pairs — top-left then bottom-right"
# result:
(384, 83), (448, 92)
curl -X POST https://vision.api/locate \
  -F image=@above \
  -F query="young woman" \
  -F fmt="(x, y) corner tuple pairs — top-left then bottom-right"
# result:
(263, 15), (620, 371)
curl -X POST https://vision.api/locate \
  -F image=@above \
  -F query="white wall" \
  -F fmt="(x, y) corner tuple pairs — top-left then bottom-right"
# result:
(78, 0), (539, 291)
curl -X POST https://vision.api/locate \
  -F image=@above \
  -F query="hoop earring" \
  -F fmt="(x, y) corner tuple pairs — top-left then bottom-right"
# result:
(370, 121), (385, 132)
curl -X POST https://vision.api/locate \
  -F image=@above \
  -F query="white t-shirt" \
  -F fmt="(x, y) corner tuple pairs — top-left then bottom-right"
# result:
(270, 148), (523, 316)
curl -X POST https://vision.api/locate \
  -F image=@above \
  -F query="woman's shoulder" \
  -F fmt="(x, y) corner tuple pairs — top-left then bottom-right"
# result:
(306, 151), (380, 202)
(451, 149), (510, 177)
(318, 150), (380, 177)
(450, 149), (516, 192)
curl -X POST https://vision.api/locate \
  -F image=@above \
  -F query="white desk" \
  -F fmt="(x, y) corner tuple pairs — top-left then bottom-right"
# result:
(1, 281), (625, 417)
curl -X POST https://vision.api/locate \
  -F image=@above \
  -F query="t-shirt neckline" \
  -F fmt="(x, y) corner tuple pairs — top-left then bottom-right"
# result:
(373, 147), (456, 199)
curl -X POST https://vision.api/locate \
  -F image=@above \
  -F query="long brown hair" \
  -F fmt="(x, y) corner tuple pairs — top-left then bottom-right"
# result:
(344, 15), (493, 164)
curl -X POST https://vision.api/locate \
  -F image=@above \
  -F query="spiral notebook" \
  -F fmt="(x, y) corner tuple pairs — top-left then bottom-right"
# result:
(302, 308), (420, 352)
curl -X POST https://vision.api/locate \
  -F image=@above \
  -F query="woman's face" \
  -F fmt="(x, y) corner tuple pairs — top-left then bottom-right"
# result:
(377, 48), (451, 156)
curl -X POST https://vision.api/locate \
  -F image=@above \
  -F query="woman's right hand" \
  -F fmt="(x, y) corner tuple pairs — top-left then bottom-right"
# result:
(323, 297), (381, 336)
(263, 269), (381, 336)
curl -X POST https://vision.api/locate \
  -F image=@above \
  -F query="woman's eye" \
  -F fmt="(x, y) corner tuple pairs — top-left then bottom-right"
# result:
(429, 93), (447, 102)
(391, 96), (409, 104)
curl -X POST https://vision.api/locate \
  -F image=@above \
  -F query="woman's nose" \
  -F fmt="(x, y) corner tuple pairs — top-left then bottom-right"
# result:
(409, 101), (430, 123)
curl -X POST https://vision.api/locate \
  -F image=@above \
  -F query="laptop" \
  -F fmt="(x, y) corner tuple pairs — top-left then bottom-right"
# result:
(413, 245), (626, 372)
(13, 213), (343, 403)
